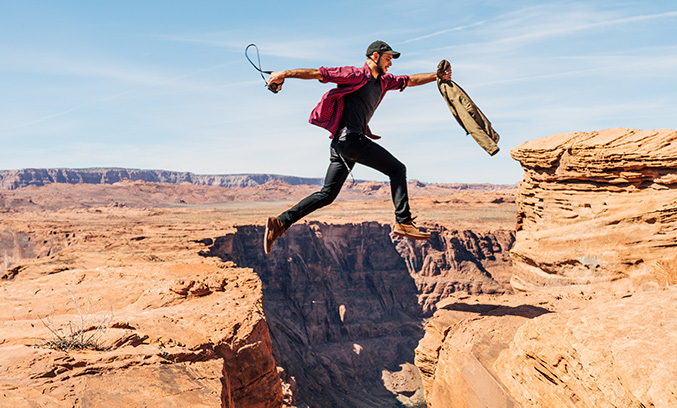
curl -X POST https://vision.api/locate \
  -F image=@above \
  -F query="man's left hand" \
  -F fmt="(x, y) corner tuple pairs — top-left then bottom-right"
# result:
(436, 60), (452, 81)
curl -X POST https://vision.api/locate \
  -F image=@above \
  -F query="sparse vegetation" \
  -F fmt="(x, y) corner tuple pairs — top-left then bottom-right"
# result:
(37, 291), (112, 352)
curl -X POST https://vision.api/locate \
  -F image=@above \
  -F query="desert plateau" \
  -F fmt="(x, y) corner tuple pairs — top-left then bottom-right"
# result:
(2, 128), (677, 408)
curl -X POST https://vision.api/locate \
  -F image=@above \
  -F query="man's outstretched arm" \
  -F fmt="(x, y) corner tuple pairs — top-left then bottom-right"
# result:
(408, 67), (451, 87)
(267, 69), (321, 90)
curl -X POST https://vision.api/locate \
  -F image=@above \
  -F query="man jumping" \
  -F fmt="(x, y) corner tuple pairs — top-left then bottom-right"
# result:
(263, 40), (451, 254)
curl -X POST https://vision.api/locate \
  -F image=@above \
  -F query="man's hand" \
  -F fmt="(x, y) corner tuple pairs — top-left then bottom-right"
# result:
(265, 69), (322, 93)
(439, 67), (452, 81)
(267, 71), (285, 93)
(436, 60), (452, 82)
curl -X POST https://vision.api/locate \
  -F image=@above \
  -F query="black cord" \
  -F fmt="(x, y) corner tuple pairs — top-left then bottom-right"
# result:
(245, 44), (282, 93)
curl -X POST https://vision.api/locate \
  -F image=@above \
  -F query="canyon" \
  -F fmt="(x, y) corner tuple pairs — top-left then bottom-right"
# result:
(2, 128), (676, 408)
(202, 222), (514, 407)
(0, 177), (516, 407)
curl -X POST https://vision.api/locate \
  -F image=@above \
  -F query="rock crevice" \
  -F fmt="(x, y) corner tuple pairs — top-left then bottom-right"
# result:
(203, 221), (514, 407)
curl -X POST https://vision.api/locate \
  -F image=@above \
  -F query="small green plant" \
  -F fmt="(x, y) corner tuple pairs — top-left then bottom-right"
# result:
(38, 291), (113, 352)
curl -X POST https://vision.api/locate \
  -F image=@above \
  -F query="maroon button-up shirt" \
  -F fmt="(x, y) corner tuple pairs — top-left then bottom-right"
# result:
(309, 63), (409, 139)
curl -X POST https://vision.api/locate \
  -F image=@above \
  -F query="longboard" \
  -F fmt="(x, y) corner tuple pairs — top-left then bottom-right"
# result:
(437, 59), (500, 156)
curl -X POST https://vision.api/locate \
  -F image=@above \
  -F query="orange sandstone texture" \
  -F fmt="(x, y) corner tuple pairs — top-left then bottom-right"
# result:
(0, 182), (517, 407)
(416, 129), (677, 408)
(0, 209), (283, 407)
(510, 128), (677, 290)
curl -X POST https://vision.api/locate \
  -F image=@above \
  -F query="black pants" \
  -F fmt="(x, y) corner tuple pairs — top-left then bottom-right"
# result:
(277, 132), (412, 229)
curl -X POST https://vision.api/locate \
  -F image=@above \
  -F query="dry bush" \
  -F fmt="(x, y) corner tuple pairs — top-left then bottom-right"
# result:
(38, 291), (112, 352)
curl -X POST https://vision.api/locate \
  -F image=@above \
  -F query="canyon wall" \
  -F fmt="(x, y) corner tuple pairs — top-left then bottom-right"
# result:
(416, 128), (677, 408)
(204, 222), (514, 407)
(510, 128), (677, 290)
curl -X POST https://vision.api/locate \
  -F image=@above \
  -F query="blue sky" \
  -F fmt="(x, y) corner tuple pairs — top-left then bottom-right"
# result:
(2, 1), (676, 184)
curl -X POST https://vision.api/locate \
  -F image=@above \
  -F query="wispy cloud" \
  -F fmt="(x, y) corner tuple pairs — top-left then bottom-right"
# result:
(399, 20), (489, 44)
(409, 6), (677, 56)
(2, 50), (238, 132)
(165, 32), (351, 63)
(1, 45), (238, 89)
(463, 42), (677, 88)
(484, 9), (677, 49)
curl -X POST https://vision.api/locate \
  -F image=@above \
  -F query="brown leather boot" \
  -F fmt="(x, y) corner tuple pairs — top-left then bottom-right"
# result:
(393, 219), (431, 240)
(264, 216), (286, 254)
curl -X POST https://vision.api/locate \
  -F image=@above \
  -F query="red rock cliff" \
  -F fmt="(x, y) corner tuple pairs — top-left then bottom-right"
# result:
(0, 211), (284, 407)
(415, 128), (677, 408)
(510, 128), (677, 290)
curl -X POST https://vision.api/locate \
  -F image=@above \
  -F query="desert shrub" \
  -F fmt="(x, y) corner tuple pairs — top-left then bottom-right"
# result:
(38, 291), (112, 352)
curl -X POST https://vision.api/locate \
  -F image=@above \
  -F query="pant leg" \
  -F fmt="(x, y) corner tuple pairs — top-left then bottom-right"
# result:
(277, 146), (354, 229)
(334, 133), (412, 223)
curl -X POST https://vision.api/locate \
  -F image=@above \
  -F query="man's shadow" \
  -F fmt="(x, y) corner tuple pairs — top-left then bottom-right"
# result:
(438, 301), (552, 319)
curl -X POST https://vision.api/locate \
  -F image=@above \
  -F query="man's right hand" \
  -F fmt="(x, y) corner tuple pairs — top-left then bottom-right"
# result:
(267, 71), (285, 93)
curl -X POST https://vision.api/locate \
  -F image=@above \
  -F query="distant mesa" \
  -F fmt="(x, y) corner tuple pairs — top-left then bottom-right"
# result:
(0, 168), (326, 190)
(0, 168), (518, 192)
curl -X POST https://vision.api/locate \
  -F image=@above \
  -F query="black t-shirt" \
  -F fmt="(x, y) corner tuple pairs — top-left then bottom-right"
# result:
(340, 75), (382, 134)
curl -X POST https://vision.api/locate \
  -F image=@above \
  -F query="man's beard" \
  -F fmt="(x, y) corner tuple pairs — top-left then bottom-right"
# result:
(375, 55), (386, 75)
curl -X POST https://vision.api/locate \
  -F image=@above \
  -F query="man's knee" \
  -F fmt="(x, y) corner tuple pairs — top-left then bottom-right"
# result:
(317, 187), (340, 206)
(389, 161), (407, 179)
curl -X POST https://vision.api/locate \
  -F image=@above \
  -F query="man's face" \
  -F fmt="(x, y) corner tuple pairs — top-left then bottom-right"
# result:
(371, 52), (393, 75)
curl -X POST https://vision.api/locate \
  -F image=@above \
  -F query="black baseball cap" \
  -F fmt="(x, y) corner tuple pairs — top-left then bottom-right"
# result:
(366, 40), (400, 59)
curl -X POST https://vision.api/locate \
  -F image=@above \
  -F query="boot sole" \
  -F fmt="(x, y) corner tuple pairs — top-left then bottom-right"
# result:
(392, 230), (431, 240)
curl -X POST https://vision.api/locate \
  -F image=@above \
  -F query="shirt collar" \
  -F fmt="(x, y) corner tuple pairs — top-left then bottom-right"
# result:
(362, 62), (379, 80)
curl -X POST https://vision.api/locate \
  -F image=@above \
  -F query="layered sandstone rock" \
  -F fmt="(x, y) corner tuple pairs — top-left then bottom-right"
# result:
(415, 293), (550, 408)
(510, 128), (677, 290)
(495, 287), (677, 408)
(416, 128), (677, 408)
(395, 228), (514, 313)
(0, 209), (283, 407)
(416, 287), (677, 408)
